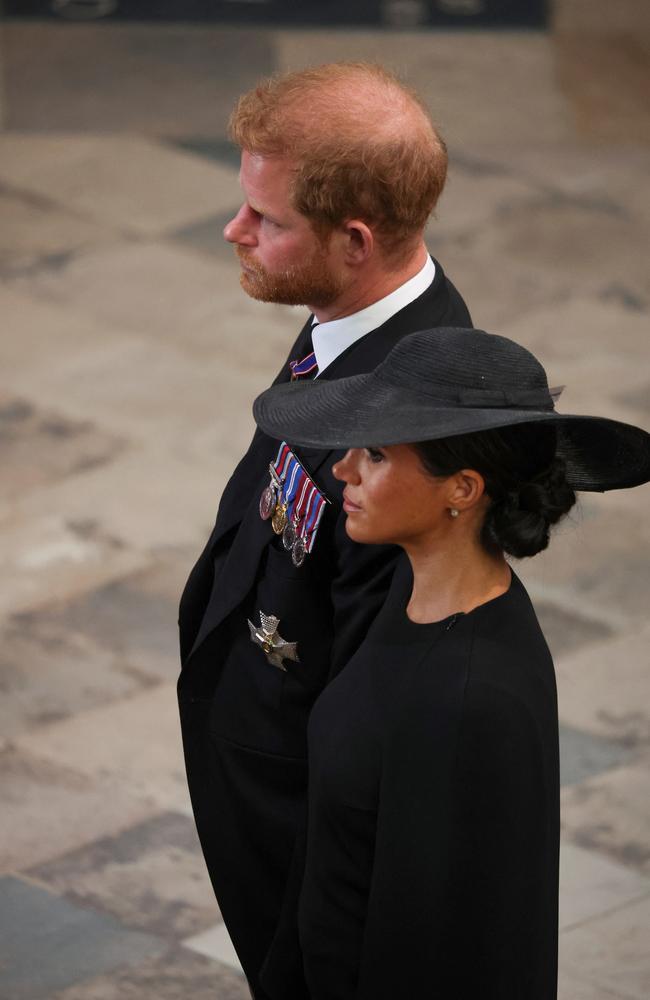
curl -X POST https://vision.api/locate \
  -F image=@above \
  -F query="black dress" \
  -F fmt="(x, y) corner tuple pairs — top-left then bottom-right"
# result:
(299, 557), (560, 999)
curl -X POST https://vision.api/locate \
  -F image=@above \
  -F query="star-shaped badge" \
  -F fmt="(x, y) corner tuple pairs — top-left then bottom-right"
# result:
(248, 611), (299, 672)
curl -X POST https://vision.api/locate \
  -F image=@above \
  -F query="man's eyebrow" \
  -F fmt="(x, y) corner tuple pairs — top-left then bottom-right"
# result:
(248, 200), (282, 224)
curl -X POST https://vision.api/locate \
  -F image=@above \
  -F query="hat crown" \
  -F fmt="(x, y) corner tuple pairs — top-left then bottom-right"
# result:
(376, 328), (552, 407)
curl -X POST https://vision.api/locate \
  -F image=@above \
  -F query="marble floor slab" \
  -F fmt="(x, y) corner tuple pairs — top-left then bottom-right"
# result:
(29, 812), (220, 940)
(0, 876), (164, 1000)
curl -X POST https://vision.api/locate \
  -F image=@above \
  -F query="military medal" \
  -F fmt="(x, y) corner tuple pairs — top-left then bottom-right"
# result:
(261, 441), (330, 566)
(259, 485), (276, 520)
(248, 611), (299, 671)
(282, 518), (297, 551)
(260, 464), (283, 521)
(272, 501), (288, 535)
(291, 534), (307, 567)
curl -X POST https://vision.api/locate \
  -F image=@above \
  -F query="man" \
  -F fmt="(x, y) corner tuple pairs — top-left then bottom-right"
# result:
(178, 62), (472, 1000)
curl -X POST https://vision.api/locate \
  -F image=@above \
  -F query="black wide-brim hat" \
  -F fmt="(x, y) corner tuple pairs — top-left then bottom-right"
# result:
(253, 328), (650, 492)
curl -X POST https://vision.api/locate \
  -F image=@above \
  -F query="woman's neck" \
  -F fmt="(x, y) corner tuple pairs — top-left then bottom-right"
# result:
(404, 532), (511, 625)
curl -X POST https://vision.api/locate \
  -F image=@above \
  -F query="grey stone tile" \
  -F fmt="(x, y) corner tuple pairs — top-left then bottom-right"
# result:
(474, 188), (649, 296)
(183, 921), (242, 973)
(496, 142), (650, 229)
(15, 567), (182, 684)
(427, 234), (573, 330)
(0, 135), (240, 238)
(559, 841), (650, 932)
(0, 189), (113, 272)
(171, 210), (241, 262)
(431, 160), (538, 240)
(556, 0), (650, 34)
(0, 393), (124, 502)
(561, 756), (650, 876)
(555, 626), (650, 751)
(0, 508), (148, 622)
(498, 296), (650, 367)
(616, 382), (650, 418)
(571, 555), (650, 626)
(3, 23), (274, 136)
(171, 138), (242, 171)
(0, 749), (158, 872)
(560, 724), (634, 787)
(534, 600), (613, 660)
(517, 496), (650, 630)
(556, 30), (650, 144)
(0, 875), (164, 1000)
(0, 613), (154, 741)
(0, 287), (135, 383)
(561, 892), (650, 1000)
(29, 812), (218, 940)
(50, 947), (249, 1000)
(599, 283), (648, 314)
(558, 969), (627, 1000)
(14, 682), (193, 816)
(274, 29), (573, 146)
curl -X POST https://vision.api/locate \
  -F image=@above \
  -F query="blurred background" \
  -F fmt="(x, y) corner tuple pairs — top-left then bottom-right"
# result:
(1, 2), (649, 998)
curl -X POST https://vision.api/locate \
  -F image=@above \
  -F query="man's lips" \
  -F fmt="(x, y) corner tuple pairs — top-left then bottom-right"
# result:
(342, 491), (362, 513)
(236, 248), (258, 273)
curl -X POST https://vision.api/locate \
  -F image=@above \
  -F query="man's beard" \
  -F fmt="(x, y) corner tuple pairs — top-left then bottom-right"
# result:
(235, 246), (343, 309)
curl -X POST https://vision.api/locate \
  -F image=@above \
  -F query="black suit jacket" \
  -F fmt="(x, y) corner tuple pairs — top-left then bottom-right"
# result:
(178, 258), (472, 999)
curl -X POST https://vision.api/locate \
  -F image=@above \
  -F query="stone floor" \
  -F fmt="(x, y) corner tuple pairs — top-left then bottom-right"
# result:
(1, 4), (649, 998)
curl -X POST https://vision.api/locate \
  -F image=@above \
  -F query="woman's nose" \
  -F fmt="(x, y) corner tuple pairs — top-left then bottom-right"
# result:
(223, 205), (257, 246)
(332, 449), (360, 484)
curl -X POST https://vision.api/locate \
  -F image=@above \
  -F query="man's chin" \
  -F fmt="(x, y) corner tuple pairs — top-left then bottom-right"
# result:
(239, 271), (271, 301)
(239, 270), (310, 307)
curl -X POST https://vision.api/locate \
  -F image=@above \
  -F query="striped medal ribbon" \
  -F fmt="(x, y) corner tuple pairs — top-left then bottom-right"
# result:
(260, 441), (329, 565)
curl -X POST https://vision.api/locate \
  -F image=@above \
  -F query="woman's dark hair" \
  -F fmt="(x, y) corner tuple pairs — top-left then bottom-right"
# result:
(414, 423), (576, 558)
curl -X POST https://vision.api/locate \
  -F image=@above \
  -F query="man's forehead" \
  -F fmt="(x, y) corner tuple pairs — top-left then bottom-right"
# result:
(240, 150), (295, 184)
(239, 151), (301, 216)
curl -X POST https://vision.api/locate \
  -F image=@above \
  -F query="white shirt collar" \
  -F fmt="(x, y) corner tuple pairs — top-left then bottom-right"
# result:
(311, 255), (436, 376)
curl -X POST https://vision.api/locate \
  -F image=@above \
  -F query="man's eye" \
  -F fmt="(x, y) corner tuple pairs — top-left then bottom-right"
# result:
(366, 448), (384, 463)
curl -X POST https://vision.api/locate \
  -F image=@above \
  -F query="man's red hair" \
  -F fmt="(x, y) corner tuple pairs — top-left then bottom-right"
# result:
(229, 62), (447, 262)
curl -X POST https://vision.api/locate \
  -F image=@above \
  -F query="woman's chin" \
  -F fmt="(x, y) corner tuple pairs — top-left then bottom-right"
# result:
(344, 516), (385, 546)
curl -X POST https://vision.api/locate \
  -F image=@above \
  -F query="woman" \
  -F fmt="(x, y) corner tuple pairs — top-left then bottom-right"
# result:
(253, 327), (650, 1000)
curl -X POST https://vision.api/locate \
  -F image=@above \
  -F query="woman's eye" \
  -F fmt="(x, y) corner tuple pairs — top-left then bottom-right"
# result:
(366, 448), (384, 463)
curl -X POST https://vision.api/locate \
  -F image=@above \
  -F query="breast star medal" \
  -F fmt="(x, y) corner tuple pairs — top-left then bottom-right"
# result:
(248, 611), (299, 672)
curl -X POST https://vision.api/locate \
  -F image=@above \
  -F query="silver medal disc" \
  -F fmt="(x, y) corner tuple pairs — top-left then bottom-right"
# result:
(259, 485), (276, 521)
(291, 535), (307, 567)
(282, 521), (297, 551)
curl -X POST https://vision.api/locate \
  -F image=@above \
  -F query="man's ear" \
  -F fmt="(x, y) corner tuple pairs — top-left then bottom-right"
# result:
(341, 220), (374, 264)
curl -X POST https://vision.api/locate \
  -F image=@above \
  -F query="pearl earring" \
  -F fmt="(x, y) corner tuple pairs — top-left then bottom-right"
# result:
(450, 508), (459, 518)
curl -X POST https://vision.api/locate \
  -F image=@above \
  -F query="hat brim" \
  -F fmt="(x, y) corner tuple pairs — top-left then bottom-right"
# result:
(253, 374), (650, 492)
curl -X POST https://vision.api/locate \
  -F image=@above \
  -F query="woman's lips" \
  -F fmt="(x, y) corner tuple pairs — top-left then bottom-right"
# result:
(342, 491), (362, 513)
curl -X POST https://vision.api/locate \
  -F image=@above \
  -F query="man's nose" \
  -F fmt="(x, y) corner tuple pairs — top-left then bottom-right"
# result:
(223, 205), (257, 246)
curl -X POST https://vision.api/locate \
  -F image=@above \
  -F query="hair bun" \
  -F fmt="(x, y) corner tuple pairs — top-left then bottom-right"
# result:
(482, 459), (576, 558)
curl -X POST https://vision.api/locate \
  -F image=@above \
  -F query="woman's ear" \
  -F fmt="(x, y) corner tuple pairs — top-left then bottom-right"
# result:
(447, 469), (486, 512)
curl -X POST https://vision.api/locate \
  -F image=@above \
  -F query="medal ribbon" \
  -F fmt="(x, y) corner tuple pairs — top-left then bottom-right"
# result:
(289, 351), (318, 379)
(268, 441), (330, 558)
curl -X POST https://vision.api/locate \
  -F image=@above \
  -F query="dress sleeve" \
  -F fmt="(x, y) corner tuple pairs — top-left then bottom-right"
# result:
(354, 674), (559, 999)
